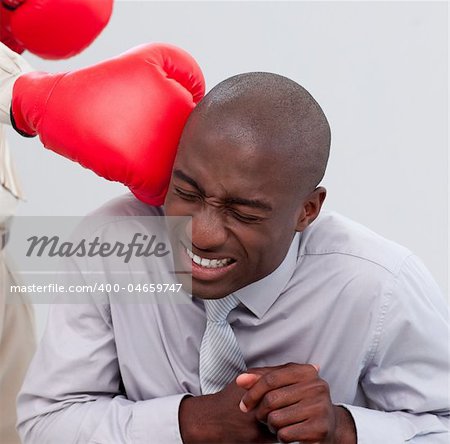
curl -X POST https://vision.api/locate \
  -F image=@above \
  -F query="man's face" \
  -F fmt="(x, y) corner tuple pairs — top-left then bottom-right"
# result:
(164, 113), (304, 299)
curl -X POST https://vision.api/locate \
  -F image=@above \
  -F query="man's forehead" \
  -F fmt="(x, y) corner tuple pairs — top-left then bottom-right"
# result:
(177, 108), (292, 190)
(180, 111), (277, 170)
(178, 122), (279, 178)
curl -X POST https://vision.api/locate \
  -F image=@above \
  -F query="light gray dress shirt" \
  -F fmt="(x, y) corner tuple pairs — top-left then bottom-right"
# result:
(17, 194), (450, 443)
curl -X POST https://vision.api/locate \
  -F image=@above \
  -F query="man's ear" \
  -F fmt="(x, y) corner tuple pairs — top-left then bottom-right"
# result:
(295, 187), (327, 232)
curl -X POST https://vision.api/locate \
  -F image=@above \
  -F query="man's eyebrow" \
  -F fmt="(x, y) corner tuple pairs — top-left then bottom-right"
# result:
(173, 169), (205, 194)
(224, 197), (272, 212)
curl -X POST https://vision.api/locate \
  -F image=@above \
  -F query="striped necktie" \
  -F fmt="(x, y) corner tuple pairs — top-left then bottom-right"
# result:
(199, 294), (247, 394)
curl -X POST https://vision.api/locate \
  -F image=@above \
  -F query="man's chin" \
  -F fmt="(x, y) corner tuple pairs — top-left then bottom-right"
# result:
(174, 265), (246, 299)
(171, 273), (227, 299)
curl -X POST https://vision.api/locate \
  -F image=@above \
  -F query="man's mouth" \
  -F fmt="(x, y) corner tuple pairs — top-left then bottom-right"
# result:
(185, 246), (234, 269)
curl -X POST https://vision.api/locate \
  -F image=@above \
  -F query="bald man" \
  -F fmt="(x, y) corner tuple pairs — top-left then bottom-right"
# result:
(17, 73), (449, 443)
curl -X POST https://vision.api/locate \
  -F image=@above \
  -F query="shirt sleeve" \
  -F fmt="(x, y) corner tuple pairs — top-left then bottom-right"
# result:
(16, 301), (189, 444)
(0, 125), (23, 203)
(0, 42), (32, 125)
(340, 254), (450, 443)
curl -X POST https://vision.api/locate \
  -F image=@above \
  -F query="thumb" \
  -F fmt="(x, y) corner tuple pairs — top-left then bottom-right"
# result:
(235, 372), (262, 389)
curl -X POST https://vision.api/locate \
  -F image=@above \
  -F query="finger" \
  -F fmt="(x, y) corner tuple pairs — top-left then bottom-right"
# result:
(240, 364), (318, 412)
(254, 383), (307, 423)
(248, 363), (319, 377)
(246, 363), (318, 377)
(265, 398), (330, 434)
(255, 380), (331, 426)
(237, 364), (295, 402)
(245, 364), (288, 377)
(265, 402), (307, 433)
(277, 419), (330, 444)
(236, 372), (262, 389)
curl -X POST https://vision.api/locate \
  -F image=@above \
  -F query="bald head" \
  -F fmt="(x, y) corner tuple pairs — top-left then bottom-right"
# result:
(189, 72), (331, 194)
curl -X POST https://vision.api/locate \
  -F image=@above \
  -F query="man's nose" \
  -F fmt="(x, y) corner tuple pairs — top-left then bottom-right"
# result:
(185, 205), (228, 251)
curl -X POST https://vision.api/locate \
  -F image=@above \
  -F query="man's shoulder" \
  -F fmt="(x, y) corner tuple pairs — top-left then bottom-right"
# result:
(299, 211), (413, 276)
(73, 193), (164, 240)
(87, 193), (164, 218)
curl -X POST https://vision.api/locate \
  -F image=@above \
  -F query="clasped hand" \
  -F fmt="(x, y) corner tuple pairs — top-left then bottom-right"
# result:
(180, 362), (356, 444)
(237, 362), (349, 443)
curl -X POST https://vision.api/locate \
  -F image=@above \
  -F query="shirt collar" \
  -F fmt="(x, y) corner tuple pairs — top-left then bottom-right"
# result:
(233, 232), (301, 319)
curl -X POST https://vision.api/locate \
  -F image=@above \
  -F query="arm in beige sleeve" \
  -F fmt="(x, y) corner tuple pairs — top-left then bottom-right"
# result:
(0, 42), (32, 125)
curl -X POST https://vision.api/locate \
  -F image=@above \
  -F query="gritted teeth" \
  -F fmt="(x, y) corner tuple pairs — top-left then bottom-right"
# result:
(185, 247), (233, 268)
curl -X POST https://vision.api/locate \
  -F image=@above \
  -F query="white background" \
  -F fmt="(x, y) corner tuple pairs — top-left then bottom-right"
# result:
(7, 1), (448, 338)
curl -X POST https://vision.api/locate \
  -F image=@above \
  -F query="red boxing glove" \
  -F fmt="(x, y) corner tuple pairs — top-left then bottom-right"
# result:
(11, 43), (205, 205)
(2, 1), (26, 8)
(0, 2), (25, 54)
(0, 0), (113, 59)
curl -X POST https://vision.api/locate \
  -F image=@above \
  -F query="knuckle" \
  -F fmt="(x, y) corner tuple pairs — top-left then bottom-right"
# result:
(267, 411), (282, 430)
(262, 390), (279, 409)
(263, 372), (279, 389)
(314, 417), (331, 438)
(310, 399), (331, 418)
(320, 379), (330, 390)
(287, 362), (303, 375)
(308, 365), (321, 378)
(317, 385), (328, 397)
(316, 379), (330, 395)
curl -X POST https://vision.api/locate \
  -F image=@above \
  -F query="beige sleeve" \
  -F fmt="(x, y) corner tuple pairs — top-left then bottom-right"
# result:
(0, 124), (23, 204)
(0, 42), (33, 126)
(0, 121), (33, 443)
(0, 259), (36, 444)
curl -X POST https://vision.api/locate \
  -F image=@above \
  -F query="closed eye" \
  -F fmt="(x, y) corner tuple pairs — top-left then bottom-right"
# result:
(174, 187), (200, 201)
(228, 209), (261, 224)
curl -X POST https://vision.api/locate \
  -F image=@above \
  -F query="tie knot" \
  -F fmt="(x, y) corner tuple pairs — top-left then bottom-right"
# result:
(204, 295), (240, 322)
